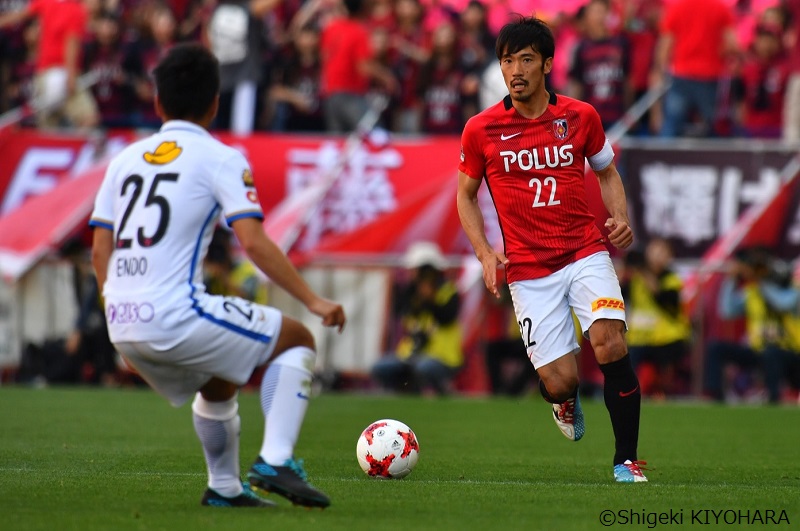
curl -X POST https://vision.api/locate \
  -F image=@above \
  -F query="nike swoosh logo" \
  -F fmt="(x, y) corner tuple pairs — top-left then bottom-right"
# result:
(500, 132), (522, 140)
(297, 392), (309, 400)
(619, 385), (639, 398)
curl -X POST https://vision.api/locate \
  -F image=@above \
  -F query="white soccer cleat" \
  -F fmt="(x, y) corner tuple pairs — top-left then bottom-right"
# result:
(552, 394), (585, 441)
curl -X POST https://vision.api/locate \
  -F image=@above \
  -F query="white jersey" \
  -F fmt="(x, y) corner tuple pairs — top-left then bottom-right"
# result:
(90, 120), (264, 345)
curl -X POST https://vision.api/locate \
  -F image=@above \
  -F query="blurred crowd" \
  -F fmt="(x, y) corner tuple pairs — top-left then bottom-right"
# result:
(13, 230), (800, 404)
(5, 0), (800, 403)
(365, 239), (800, 404)
(0, 0), (799, 138)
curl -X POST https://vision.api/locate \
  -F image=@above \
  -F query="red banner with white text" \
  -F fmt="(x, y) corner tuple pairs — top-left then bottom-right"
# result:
(0, 128), (622, 280)
(0, 129), (482, 280)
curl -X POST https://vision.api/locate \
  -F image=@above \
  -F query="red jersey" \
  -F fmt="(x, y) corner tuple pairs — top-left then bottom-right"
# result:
(661, 0), (733, 79)
(391, 26), (430, 109)
(568, 34), (630, 128)
(420, 62), (465, 134)
(735, 55), (789, 137)
(459, 93), (610, 283)
(28, 0), (87, 71)
(788, 2), (800, 73)
(320, 17), (373, 96)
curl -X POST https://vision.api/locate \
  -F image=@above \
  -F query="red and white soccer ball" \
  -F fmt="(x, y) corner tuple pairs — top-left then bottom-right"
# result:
(356, 419), (420, 479)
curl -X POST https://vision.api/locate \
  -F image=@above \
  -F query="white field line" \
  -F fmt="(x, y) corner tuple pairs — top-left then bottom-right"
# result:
(0, 468), (796, 490)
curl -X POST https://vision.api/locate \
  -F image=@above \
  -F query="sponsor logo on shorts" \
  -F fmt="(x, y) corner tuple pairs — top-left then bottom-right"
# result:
(107, 302), (155, 324)
(591, 298), (625, 312)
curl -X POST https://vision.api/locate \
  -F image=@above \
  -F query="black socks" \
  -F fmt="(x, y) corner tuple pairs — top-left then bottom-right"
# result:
(599, 354), (641, 465)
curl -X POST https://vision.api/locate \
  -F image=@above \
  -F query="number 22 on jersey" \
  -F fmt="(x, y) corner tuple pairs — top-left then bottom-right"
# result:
(528, 176), (561, 208)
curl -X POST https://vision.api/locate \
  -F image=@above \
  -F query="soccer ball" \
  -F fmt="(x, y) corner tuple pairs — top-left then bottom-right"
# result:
(356, 419), (420, 479)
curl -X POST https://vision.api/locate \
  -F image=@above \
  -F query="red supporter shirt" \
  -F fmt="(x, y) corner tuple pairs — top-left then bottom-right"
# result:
(661, 0), (733, 79)
(459, 93), (610, 283)
(320, 17), (373, 96)
(568, 34), (630, 128)
(421, 64), (465, 134)
(391, 27), (430, 109)
(738, 55), (789, 134)
(626, 28), (657, 92)
(789, 3), (800, 73)
(28, 0), (87, 71)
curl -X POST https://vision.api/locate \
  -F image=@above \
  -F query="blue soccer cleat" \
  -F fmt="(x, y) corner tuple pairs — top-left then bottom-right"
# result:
(613, 460), (649, 483)
(248, 456), (330, 508)
(201, 482), (276, 508)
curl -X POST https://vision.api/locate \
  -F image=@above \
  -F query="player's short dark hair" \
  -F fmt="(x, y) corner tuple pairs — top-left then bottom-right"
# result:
(153, 43), (220, 121)
(495, 16), (555, 62)
(343, 0), (363, 16)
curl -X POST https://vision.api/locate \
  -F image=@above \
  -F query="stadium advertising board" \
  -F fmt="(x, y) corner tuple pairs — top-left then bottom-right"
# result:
(0, 129), (134, 216)
(620, 139), (800, 260)
(2, 131), (798, 279)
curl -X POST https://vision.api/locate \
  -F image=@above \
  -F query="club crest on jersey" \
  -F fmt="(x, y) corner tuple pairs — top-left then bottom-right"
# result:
(242, 168), (255, 187)
(143, 141), (182, 165)
(553, 119), (568, 140)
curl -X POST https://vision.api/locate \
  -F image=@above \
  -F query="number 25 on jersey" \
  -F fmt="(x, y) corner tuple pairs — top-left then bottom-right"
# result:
(116, 173), (180, 249)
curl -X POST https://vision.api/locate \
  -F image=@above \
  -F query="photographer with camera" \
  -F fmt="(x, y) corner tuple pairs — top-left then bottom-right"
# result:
(371, 242), (463, 396)
(621, 238), (691, 398)
(704, 247), (800, 404)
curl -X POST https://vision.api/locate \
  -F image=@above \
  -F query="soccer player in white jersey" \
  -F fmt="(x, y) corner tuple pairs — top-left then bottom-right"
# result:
(456, 17), (647, 482)
(90, 43), (346, 508)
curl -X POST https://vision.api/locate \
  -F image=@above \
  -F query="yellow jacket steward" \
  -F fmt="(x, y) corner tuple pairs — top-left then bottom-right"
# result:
(395, 281), (463, 368)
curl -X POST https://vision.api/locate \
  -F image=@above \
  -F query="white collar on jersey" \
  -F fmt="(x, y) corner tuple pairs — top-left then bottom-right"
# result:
(159, 120), (212, 136)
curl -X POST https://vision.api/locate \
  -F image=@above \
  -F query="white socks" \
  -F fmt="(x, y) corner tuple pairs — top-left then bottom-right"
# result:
(192, 393), (242, 497)
(259, 346), (316, 465)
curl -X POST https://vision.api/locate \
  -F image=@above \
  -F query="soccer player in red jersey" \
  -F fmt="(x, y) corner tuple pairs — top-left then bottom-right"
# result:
(456, 17), (646, 483)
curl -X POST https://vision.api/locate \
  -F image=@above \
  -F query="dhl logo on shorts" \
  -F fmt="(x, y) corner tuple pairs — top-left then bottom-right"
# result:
(591, 298), (625, 312)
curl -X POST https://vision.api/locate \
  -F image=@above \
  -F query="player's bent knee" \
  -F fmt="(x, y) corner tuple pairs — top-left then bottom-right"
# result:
(590, 321), (627, 364)
(198, 377), (238, 402)
(541, 376), (579, 402)
(192, 391), (238, 420)
(593, 337), (627, 365)
(274, 316), (316, 355)
(271, 345), (316, 375)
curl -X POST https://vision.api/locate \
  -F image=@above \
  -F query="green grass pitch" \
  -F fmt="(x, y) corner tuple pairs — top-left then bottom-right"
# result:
(1, 387), (798, 530)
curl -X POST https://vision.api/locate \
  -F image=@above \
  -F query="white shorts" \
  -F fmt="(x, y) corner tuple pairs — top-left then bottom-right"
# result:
(114, 296), (282, 407)
(508, 251), (626, 370)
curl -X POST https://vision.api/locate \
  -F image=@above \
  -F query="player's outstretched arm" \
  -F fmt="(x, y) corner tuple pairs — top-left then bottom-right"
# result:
(91, 227), (114, 290)
(456, 171), (508, 298)
(595, 162), (633, 250)
(231, 217), (346, 332)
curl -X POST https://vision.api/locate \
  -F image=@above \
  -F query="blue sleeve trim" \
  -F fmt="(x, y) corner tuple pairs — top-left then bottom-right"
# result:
(226, 211), (264, 224)
(89, 218), (114, 230)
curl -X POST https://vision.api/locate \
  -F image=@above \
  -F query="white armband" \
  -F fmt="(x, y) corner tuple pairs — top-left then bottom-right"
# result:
(588, 139), (615, 171)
